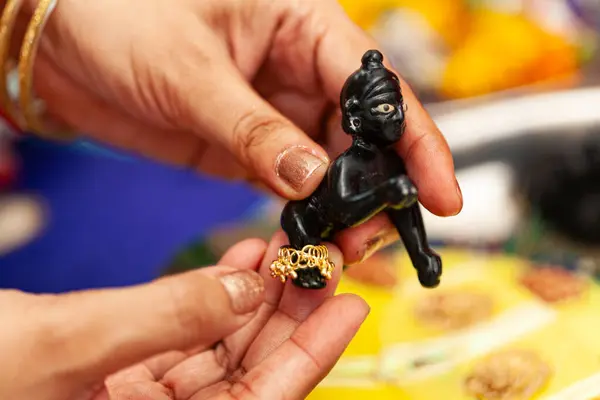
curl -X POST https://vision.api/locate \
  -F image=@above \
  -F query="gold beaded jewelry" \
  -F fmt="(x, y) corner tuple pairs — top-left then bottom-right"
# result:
(0, 0), (24, 124)
(269, 244), (335, 283)
(18, 0), (74, 139)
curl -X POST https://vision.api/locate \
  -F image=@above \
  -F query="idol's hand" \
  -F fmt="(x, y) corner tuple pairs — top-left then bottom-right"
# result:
(24, 0), (461, 263)
(1, 234), (368, 400)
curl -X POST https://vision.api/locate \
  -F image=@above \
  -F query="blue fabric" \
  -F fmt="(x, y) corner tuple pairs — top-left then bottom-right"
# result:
(0, 138), (265, 293)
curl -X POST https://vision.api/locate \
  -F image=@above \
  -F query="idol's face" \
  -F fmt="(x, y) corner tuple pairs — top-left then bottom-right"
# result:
(342, 70), (407, 147)
(358, 79), (406, 146)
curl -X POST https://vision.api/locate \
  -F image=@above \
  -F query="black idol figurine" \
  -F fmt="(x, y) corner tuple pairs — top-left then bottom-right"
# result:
(270, 49), (442, 290)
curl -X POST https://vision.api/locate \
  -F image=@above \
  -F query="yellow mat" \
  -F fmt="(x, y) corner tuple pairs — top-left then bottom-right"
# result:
(309, 249), (600, 399)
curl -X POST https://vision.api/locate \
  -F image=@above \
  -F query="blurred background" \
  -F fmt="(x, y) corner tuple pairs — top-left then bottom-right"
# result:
(2, 0), (600, 398)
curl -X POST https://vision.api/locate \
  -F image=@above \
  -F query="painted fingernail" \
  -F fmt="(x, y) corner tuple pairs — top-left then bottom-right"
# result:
(220, 270), (264, 315)
(352, 229), (399, 265)
(275, 146), (328, 191)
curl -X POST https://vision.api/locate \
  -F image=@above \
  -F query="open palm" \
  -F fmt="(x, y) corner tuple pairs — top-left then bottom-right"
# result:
(95, 233), (369, 400)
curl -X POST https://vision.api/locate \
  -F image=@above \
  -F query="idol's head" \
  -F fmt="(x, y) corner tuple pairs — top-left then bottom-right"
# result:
(340, 50), (406, 147)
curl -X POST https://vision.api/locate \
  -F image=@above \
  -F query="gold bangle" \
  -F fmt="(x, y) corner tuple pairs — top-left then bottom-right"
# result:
(19, 0), (55, 135)
(18, 0), (74, 139)
(0, 0), (24, 125)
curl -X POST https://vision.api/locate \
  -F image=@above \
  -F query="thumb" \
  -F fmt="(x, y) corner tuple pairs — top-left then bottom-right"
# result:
(38, 266), (264, 382)
(181, 58), (329, 200)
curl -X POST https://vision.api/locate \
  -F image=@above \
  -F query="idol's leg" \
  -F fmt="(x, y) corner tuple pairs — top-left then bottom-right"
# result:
(387, 204), (442, 288)
(281, 201), (328, 289)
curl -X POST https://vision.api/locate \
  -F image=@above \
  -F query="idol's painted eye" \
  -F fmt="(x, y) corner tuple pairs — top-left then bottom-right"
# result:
(373, 103), (395, 114)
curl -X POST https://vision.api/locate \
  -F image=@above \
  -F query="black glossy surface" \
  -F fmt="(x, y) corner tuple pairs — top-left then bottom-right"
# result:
(280, 50), (442, 289)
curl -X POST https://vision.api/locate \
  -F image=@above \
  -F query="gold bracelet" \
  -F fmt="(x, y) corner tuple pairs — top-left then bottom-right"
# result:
(18, 0), (74, 139)
(18, 0), (55, 135)
(0, 0), (24, 125)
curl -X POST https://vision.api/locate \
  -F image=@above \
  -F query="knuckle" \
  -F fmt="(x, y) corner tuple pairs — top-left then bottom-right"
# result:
(231, 110), (288, 165)
(229, 373), (263, 400)
(161, 277), (207, 342)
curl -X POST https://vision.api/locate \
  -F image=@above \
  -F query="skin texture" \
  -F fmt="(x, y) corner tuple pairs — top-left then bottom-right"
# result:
(17, 0), (461, 264)
(1, 235), (369, 400)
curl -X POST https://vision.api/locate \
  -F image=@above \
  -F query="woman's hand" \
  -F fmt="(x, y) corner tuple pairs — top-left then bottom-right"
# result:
(20, 0), (461, 262)
(2, 234), (368, 400)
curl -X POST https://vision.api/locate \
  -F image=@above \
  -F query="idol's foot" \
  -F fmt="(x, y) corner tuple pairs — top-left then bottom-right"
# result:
(417, 251), (442, 288)
(292, 267), (327, 289)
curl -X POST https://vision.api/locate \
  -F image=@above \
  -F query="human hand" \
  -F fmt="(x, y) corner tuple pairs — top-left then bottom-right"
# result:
(1, 234), (367, 400)
(19, 0), (461, 262)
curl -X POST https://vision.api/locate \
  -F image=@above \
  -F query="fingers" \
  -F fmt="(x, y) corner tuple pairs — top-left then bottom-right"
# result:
(218, 238), (269, 270)
(179, 56), (329, 200)
(241, 239), (344, 369)
(103, 364), (174, 400)
(253, 231), (290, 308)
(229, 294), (370, 400)
(104, 381), (173, 400)
(161, 296), (364, 400)
(315, 1), (462, 217)
(36, 264), (265, 383)
(276, 243), (343, 322)
(334, 213), (397, 265)
(159, 351), (227, 399)
(215, 232), (290, 369)
(142, 234), (291, 400)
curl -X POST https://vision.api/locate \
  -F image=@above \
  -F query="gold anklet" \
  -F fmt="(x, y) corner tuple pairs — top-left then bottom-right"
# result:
(269, 244), (335, 283)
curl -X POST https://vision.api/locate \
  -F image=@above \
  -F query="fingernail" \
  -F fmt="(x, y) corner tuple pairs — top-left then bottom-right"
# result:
(275, 146), (328, 191)
(220, 270), (264, 314)
(351, 229), (399, 265)
(453, 178), (463, 216)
